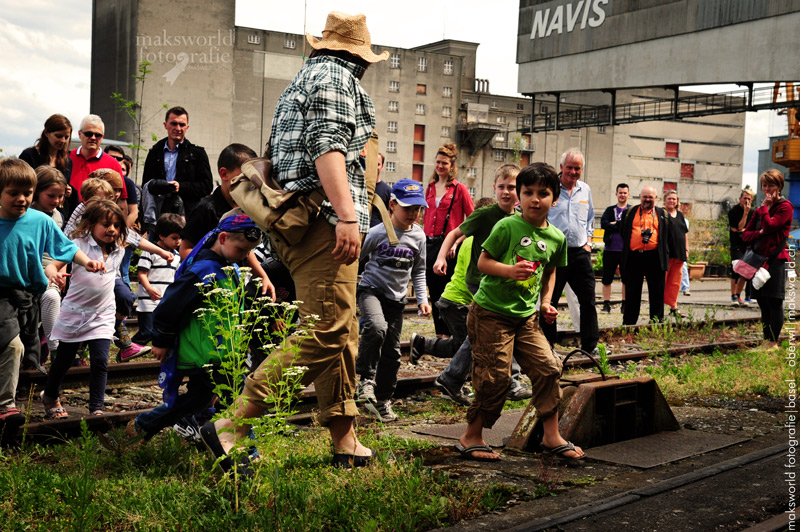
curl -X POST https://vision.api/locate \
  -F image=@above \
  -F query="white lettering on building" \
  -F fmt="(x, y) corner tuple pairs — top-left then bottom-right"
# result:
(530, 0), (609, 39)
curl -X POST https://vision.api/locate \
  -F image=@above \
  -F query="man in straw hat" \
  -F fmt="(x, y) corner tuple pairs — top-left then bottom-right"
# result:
(201, 11), (388, 469)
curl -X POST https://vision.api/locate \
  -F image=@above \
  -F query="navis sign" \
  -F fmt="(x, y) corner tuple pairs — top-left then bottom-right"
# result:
(530, 0), (609, 40)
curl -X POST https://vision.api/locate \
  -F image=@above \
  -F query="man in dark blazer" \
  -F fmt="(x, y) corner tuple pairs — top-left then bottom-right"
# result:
(142, 106), (212, 215)
(620, 185), (670, 325)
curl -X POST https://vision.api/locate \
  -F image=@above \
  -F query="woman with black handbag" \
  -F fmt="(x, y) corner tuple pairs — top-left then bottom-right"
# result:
(741, 169), (793, 349)
(423, 143), (474, 337)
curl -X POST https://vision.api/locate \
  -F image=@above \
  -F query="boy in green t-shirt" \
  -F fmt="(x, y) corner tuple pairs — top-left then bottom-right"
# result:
(420, 165), (532, 401)
(455, 163), (585, 464)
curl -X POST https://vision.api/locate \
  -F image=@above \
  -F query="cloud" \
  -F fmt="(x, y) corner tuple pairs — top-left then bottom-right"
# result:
(0, 4), (91, 156)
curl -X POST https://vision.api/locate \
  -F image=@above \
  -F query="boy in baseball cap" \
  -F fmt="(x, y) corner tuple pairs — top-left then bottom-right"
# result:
(354, 178), (431, 422)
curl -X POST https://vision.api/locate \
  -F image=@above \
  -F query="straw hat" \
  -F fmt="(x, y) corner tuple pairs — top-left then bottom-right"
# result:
(306, 12), (389, 63)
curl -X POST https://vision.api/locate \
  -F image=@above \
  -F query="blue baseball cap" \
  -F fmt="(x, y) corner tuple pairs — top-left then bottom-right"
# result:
(391, 179), (427, 207)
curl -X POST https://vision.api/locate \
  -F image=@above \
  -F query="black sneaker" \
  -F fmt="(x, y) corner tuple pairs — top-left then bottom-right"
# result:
(602, 301), (611, 313)
(434, 377), (472, 406)
(409, 333), (425, 365)
(173, 416), (202, 444)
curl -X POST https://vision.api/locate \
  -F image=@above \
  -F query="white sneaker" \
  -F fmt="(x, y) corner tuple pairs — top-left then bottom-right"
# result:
(375, 400), (398, 422)
(357, 379), (377, 403)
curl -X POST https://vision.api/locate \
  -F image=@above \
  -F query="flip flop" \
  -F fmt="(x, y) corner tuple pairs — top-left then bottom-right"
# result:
(332, 449), (378, 469)
(455, 443), (501, 462)
(541, 441), (585, 464)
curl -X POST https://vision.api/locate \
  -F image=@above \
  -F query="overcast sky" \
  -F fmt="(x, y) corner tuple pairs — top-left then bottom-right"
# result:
(0, 0), (786, 188)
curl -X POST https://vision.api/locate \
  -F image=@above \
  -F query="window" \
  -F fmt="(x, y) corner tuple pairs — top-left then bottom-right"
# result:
(443, 59), (454, 75)
(680, 163), (694, 179)
(597, 126), (606, 134)
(490, 100), (497, 108)
(417, 57), (427, 72)
(247, 34), (261, 45)
(517, 103), (524, 111)
(663, 181), (677, 192)
(414, 124), (425, 141)
(416, 84), (427, 95)
(666, 142), (679, 158)
(443, 86), (453, 98)
(468, 187), (476, 197)
(441, 126), (450, 137)
(467, 167), (478, 179)
(442, 106), (452, 118)
(540, 105), (549, 114)
(524, 116), (531, 126)
(387, 141), (397, 153)
(283, 37), (296, 49)
(416, 103), (426, 115)
(386, 162), (396, 173)
(390, 53), (401, 69)
(495, 132), (505, 143)
(389, 101), (399, 113)
(493, 150), (505, 161)
(387, 121), (398, 133)
(413, 145), (424, 162)
(389, 81), (399, 92)
(496, 116), (506, 124)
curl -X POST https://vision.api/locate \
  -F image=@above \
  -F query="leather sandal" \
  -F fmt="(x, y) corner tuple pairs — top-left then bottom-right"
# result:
(40, 391), (68, 420)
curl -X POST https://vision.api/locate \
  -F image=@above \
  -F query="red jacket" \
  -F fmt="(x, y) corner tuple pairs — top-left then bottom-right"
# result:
(741, 198), (792, 261)
(423, 180), (474, 238)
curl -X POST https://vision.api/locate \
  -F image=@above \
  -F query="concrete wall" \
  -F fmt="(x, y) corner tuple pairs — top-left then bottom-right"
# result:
(93, 0), (236, 184)
(517, 1), (800, 93)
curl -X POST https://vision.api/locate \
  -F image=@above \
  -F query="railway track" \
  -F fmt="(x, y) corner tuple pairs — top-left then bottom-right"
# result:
(9, 315), (765, 443)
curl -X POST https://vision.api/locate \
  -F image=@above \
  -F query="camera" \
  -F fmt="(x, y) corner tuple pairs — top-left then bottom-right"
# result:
(641, 228), (652, 244)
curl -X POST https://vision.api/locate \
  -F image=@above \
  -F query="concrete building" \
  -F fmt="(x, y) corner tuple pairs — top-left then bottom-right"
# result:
(91, 0), (746, 221)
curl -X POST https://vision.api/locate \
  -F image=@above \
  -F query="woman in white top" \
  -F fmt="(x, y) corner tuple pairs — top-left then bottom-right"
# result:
(42, 199), (126, 417)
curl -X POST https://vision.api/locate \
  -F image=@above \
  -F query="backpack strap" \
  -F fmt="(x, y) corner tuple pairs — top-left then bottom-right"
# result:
(363, 130), (398, 246)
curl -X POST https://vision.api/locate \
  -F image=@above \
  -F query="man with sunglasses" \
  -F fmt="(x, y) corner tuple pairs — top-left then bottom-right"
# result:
(67, 114), (126, 215)
(141, 106), (212, 215)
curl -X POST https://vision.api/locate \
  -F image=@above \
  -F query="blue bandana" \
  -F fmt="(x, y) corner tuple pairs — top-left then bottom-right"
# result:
(176, 214), (261, 278)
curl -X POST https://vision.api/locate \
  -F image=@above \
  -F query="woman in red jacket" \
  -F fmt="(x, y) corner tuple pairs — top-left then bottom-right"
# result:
(741, 169), (793, 348)
(423, 143), (474, 336)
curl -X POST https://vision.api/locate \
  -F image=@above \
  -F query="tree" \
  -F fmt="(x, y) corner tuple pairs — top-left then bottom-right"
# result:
(110, 60), (167, 183)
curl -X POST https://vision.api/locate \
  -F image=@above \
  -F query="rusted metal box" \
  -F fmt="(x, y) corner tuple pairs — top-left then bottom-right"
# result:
(506, 376), (679, 453)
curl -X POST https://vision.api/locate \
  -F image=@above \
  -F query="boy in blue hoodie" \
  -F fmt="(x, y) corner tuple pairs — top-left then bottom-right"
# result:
(124, 215), (261, 443)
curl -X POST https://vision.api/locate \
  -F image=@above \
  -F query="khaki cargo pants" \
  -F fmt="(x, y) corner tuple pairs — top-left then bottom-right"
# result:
(466, 303), (562, 428)
(243, 216), (360, 426)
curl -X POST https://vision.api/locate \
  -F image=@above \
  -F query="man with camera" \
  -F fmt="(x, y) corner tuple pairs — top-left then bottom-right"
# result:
(620, 185), (670, 325)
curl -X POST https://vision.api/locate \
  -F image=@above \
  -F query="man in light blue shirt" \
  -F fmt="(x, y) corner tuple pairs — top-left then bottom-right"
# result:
(540, 148), (599, 355)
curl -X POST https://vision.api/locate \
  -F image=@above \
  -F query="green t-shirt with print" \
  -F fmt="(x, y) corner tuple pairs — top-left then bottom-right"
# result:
(473, 214), (567, 318)
(458, 203), (512, 287)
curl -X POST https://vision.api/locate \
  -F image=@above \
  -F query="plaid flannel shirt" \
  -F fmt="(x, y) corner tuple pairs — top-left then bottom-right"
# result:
(270, 55), (375, 234)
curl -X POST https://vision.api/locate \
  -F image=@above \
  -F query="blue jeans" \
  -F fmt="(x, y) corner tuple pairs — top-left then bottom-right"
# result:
(45, 338), (112, 412)
(120, 246), (134, 286)
(135, 367), (217, 437)
(355, 288), (405, 401)
(131, 312), (154, 345)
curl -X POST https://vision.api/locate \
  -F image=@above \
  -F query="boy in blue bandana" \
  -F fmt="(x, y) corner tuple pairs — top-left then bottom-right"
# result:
(123, 215), (262, 444)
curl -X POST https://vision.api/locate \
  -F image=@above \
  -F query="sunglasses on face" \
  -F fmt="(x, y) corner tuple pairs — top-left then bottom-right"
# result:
(109, 155), (124, 161)
(82, 131), (104, 138)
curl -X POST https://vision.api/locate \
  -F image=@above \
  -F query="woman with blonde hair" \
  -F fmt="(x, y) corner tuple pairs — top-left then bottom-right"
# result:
(423, 142), (474, 336)
(662, 190), (689, 318)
